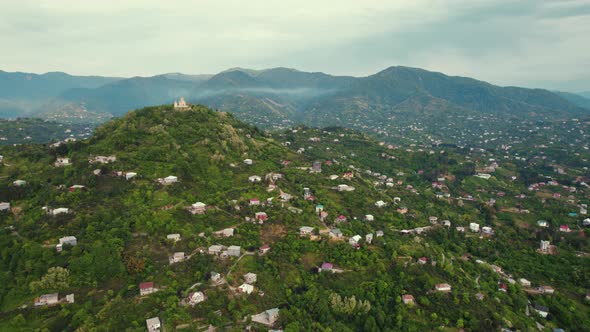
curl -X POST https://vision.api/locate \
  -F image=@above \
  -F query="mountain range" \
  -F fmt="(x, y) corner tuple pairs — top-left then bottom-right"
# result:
(1, 66), (589, 128)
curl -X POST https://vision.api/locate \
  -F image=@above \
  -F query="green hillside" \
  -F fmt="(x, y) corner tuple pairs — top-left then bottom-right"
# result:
(0, 105), (588, 331)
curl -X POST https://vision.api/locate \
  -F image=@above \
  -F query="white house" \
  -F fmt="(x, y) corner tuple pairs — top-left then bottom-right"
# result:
(51, 208), (70, 215)
(227, 245), (241, 257)
(189, 202), (207, 214)
(0, 202), (10, 212)
(13, 180), (27, 187)
(56, 236), (77, 252)
(169, 252), (185, 264)
(519, 278), (531, 287)
(125, 172), (137, 180)
(366, 233), (374, 244)
(364, 214), (375, 221)
(435, 283), (452, 292)
(167, 234), (181, 242)
(540, 240), (550, 252)
(188, 291), (205, 305)
(469, 223), (480, 232)
(375, 200), (387, 208)
(248, 175), (262, 183)
(163, 175), (178, 184)
(244, 272), (257, 284)
(238, 283), (254, 294)
(34, 293), (59, 306)
(146, 317), (161, 332)
(54, 157), (71, 167)
(299, 226), (314, 236)
(349, 235), (362, 246)
(243, 159), (253, 165)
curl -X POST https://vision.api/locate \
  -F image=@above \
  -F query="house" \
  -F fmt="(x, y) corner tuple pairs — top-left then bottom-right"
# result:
(227, 245), (241, 257)
(0, 202), (10, 212)
(139, 282), (156, 296)
(442, 220), (451, 227)
(208, 245), (226, 255)
(65, 293), (75, 304)
(51, 207), (70, 215)
(498, 283), (508, 292)
(146, 317), (161, 332)
(366, 233), (373, 244)
(336, 184), (355, 191)
(533, 304), (549, 318)
(244, 272), (257, 284)
(364, 214), (374, 221)
(243, 159), (253, 165)
(519, 278), (531, 287)
(188, 291), (205, 305)
(583, 218), (590, 227)
(376, 230), (384, 237)
(311, 161), (322, 173)
(329, 175), (339, 180)
(429, 216), (438, 224)
(349, 235), (362, 246)
(397, 207), (408, 214)
(335, 215), (347, 223)
(470, 223), (480, 232)
(537, 220), (549, 227)
(167, 233), (181, 242)
(252, 308), (280, 326)
(162, 175), (178, 184)
(482, 226), (494, 235)
(540, 240), (550, 252)
(125, 172), (137, 180)
(320, 262), (333, 272)
(189, 202), (207, 214)
(559, 225), (571, 232)
(238, 283), (254, 294)
(210, 272), (221, 283)
(299, 226), (314, 236)
(435, 283), (452, 292)
(475, 173), (491, 179)
(169, 252), (185, 264)
(173, 96), (190, 110)
(402, 294), (415, 305)
(89, 155), (116, 164)
(315, 204), (324, 212)
(475, 293), (485, 301)
(13, 180), (27, 187)
(329, 228), (343, 238)
(248, 175), (262, 183)
(67, 185), (86, 193)
(456, 226), (465, 232)
(255, 212), (268, 222)
(539, 285), (555, 294)
(221, 228), (234, 237)
(54, 157), (71, 167)
(34, 293), (59, 306)
(418, 257), (428, 265)
(56, 236), (77, 252)
(259, 244), (271, 255)
(249, 198), (261, 206)
(375, 200), (387, 208)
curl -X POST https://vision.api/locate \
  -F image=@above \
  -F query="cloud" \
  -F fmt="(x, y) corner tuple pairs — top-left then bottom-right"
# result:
(0, 0), (588, 91)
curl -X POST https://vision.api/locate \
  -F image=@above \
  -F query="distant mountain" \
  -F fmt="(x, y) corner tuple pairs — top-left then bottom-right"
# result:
(552, 91), (590, 110)
(578, 91), (590, 99)
(1, 66), (587, 133)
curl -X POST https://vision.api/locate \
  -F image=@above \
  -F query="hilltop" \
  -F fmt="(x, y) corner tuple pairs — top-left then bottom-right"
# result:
(0, 105), (588, 331)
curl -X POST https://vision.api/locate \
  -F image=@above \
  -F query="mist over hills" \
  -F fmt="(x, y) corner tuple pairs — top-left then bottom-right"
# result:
(1, 66), (588, 128)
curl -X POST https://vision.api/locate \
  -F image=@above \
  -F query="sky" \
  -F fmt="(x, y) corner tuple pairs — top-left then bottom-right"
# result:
(1, 0), (589, 92)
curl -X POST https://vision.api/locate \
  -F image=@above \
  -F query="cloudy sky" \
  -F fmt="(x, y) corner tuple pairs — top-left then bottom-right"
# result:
(1, 0), (589, 91)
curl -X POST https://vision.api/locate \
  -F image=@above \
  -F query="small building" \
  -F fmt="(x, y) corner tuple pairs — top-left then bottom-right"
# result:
(56, 236), (77, 252)
(139, 282), (156, 296)
(249, 198), (260, 206)
(402, 294), (415, 305)
(248, 175), (262, 183)
(243, 159), (253, 166)
(238, 283), (254, 294)
(435, 283), (452, 292)
(375, 200), (387, 208)
(65, 293), (75, 304)
(259, 244), (271, 255)
(13, 180), (27, 187)
(167, 233), (181, 242)
(349, 235), (362, 246)
(329, 228), (343, 238)
(227, 245), (241, 257)
(470, 223), (480, 232)
(519, 278), (531, 287)
(365, 233), (373, 244)
(320, 262), (333, 272)
(162, 175), (178, 184)
(244, 272), (257, 284)
(376, 230), (384, 237)
(169, 252), (185, 264)
(537, 220), (549, 227)
(418, 257), (428, 265)
(34, 293), (59, 306)
(559, 225), (571, 232)
(208, 245), (226, 255)
(442, 220), (451, 227)
(189, 202), (207, 214)
(540, 240), (550, 252)
(482, 226), (494, 235)
(251, 308), (280, 326)
(173, 96), (190, 110)
(456, 226), (465, 232)
(255, 212), (268, 222)
(539, 285), (555, 294)
(125, 172), (137, 180)
(364, 214), (374, 221)
(54, 157), (71, 167)
(188, 291), (205, 305)
(0, 202), (10, 212)
(210, 271), (221, 283)
(300, 226), (314, 236)
(533, 304), (549, 318)
(146, 317), (161, 332)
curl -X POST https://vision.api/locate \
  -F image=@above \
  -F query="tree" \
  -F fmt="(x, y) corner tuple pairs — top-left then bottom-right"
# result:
(30, 267), (70, 292)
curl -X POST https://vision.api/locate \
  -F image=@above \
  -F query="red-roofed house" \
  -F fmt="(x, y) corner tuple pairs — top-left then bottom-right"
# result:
(402, 294), (415, 305)
(559, 225), (571, 233)
(140, 282), (156, 296)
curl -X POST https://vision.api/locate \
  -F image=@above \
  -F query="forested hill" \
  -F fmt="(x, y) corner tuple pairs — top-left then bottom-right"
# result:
(0, 105), (588, 331)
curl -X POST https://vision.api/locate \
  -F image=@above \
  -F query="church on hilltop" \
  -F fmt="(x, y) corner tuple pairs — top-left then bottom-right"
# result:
(173, 97), (190, 110)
